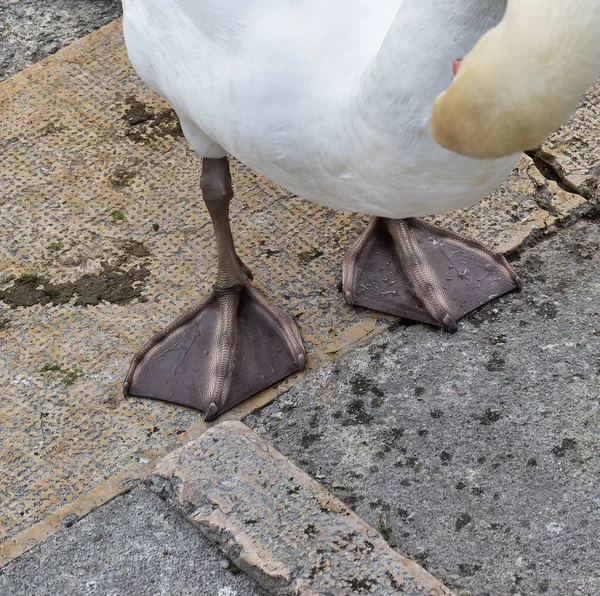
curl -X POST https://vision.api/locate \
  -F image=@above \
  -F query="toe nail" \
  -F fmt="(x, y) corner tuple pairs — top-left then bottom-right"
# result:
(204, 402), (219, 422)
(443, 315), (458, 333)
(345, 290), (354, 305)
(122, 382), (130, 397)
(297, 353), (307, 370)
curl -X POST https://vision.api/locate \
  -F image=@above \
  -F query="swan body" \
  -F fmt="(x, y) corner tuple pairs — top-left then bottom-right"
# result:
(122, 0), (600, 420)
(122, 0), (518, 218)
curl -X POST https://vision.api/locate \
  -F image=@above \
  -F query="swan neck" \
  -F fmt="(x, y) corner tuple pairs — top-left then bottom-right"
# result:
(355, 0), (507, 130)
(430, 0), (600, 158)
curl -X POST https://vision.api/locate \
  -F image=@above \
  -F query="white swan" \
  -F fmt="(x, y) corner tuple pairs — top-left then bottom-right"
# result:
(122, 0), (600, 420)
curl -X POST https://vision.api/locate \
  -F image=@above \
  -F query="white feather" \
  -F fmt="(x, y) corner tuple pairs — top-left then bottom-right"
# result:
(122, 0), (519, 218)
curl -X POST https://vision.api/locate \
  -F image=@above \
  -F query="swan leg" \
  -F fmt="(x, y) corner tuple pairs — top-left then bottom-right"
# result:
(124, 157), (305, 421)
(342, 217), (522, 331)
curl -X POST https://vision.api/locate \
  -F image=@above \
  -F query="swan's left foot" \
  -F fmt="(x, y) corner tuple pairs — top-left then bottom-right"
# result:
(123, 157), (305, 421)
(123, 280), (305, 421)
(342, 217), (522, 331)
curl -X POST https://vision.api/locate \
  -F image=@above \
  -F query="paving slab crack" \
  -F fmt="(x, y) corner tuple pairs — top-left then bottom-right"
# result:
(525, 148), (587, 199)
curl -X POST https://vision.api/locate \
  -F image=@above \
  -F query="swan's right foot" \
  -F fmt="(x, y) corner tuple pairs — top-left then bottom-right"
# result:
(342, 217), (522, 331)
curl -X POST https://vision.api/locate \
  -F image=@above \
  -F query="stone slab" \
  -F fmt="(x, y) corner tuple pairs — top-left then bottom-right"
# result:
(246, 219), (600, 596)
(0, 0), (122, 82)
(0, 19), (384, 555)
(150, 421), (454, 595)
(0, 486), (266, 596)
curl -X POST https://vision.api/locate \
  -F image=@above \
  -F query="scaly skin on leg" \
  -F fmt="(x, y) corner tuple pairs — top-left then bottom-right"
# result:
(124, 157), (305, 421)
(342, 217), (522, 331)
(199, 158), (248, 419)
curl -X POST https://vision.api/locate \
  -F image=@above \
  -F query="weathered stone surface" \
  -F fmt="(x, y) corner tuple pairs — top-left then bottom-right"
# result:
(0, 0), (122, 82)
(0, 486), (266, 596)
(533, 80), (600, 204)
(0, 19), (381, 551)
(150, 421), (453, 595)
(246, 219), (600, 596)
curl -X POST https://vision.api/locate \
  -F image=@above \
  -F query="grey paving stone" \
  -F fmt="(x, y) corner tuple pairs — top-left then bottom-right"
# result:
(0, 487), (266, 596)
(150, 421), (453, 595)
(0, 0), (122, 81)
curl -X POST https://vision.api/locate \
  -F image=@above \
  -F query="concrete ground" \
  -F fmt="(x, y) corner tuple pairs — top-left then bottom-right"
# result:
(0, 487), (266, 596)
(0, 0), (122, 81)
(246, 218), (600, 596)
(1, 5), (599, 596)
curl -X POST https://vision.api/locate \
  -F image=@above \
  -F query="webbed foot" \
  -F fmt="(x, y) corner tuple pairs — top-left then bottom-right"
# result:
(342, 217), (521, 331)
(124, 280), (305, 421)
(124, 156), (305, 421)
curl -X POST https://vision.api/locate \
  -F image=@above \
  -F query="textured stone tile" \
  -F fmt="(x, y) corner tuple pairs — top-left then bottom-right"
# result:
(245, 219), (600, 596)
(0, 487), (266, 596)
(0, 0), (123, 82)
(151, 421), (453, 595)
(0, 20), (382, 551)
